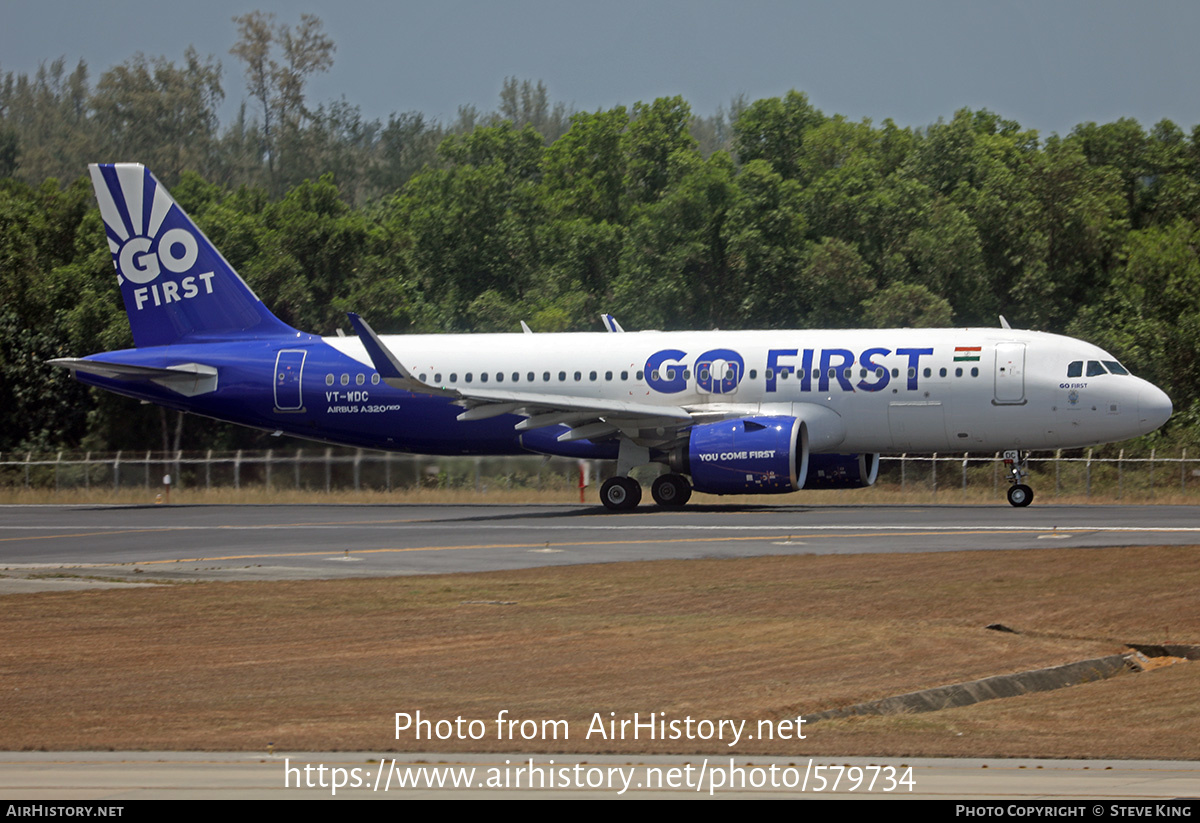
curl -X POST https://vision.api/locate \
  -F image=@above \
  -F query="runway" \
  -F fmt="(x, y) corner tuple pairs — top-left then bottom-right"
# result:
(2, 502), (1198, 586)
(2, 752), (1198, 800)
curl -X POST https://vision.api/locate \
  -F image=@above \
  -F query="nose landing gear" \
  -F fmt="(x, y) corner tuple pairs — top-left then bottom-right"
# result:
(1003, 450), (1035, 507)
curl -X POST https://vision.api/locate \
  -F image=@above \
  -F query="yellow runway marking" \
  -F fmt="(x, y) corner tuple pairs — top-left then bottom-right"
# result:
(0, 528), (182, 543)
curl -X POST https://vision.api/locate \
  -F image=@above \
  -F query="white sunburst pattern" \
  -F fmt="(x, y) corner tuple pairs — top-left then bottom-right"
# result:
(89, 164), (179, 287)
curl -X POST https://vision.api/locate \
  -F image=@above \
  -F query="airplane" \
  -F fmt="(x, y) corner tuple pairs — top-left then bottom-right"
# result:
(50, 164), (1173, 510)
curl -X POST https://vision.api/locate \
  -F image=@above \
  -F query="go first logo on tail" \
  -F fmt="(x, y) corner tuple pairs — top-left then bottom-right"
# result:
(119, 231), (216, 311)
(90, 164), (217, 312)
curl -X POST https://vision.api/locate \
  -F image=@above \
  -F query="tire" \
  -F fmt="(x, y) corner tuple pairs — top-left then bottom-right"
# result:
(600, 476), (641, 511)
(1007, 484), (1034, 507)
(651, 474), (692, 508)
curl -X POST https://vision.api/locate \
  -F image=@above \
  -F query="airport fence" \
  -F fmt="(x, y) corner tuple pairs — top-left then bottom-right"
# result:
(0, 448), (590, 496)
(1, 448), (1198, 501)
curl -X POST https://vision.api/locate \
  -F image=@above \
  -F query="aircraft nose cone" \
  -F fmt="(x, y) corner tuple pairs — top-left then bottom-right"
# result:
(1138, 383), (1173, 431)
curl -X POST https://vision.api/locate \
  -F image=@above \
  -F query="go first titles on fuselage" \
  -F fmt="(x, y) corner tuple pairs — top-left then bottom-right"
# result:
(642, 346), (935, 395)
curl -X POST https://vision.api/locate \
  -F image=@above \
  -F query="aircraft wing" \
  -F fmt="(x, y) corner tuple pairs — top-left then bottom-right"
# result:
(346, 314), (694, 445)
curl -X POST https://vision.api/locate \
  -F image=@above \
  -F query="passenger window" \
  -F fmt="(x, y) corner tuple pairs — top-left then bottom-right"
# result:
(891, 368), (899, 378)
(449, 373), (458, 382)
(480, 373), (488, 383)
(749, 369), (758, 379)
(574, 371), (582, 381)
(939, 367), (947, 377)
(371, 374), (380, 385)
(907, 368), (916, 378)
(1067, 361), (1083, 378)
(589, 371), (597, 381)
(764, 368), (773, 380)
(419, 373), (427, 382)
(605, 371), (613, 381)
(543, 372), (550, 381)
(526, 372), (534, 382)
(356, 374), (365, 386)
(971, 367), (979, 377)
(636, 370), (644, 381)
(700, 368), (711, 381)
(434, 373), (442, 383)
(340, 374), (349, 386)
(1087, 361), (1108, 377)
(558, 371), (566, 381)
(923, 368), (931, 378)
(465, 373), (473, 383)
(325, 374), (334, 386)
(955, 367), (963, 377)
(620, 371), (628, 381)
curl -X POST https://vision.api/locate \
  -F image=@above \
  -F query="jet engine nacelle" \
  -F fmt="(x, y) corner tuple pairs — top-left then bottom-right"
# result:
(805, 453), (880, 489)
(685, 416), (808, 495)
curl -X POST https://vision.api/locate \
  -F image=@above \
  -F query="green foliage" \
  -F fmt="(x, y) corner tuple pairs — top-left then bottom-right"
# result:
(612, 150), (734, 329)
(91, 49), (224, 186)
(732, 90), (826, 180)
(1069, 218), (1200, 408)
(3, 23), (1200, 454)
(624, 97), (697, 206)
(862, 282), (954, 328)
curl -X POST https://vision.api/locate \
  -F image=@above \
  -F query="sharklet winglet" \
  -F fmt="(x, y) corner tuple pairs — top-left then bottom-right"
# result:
(345, 313), (457, 397)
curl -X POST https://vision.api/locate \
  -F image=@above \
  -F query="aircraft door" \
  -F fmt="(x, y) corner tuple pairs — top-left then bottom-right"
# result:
(274, 350), (306, 411)
(994, 343), (1026, 405)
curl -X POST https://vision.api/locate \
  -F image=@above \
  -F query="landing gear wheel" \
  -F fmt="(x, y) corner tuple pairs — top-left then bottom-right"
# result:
(651, 473), (692, 508)
(1007, 484), (1034, 507)
(600, 476), (642, 511)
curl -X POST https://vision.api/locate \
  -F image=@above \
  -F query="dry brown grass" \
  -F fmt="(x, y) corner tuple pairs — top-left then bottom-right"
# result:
(1, 545), (1197, 758)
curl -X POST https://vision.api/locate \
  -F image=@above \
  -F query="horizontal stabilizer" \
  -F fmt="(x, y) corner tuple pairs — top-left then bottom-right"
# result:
(49, 358), (218, 397)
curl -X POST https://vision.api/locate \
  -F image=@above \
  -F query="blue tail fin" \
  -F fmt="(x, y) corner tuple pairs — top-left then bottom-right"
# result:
(89, 163), (297, 347)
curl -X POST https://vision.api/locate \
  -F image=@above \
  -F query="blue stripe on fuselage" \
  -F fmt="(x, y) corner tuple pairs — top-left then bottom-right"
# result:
(72, 340), (577, 456)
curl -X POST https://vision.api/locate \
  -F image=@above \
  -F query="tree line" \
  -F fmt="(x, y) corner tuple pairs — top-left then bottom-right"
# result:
(2, 15), (1199, 454)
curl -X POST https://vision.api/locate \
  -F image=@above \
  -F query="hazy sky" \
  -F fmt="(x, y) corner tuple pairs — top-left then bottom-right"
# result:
(3, 0), (1198, 138)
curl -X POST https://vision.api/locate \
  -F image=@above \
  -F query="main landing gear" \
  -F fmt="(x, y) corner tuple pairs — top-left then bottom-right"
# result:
(599, 473), (693, 511)
(651, 473), (692, 508)
(1003, 450), (1034, 507)
(599, 476), (641, 511)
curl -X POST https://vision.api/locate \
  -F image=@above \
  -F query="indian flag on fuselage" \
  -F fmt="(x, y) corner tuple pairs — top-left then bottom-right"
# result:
(954, 346), (982, 362)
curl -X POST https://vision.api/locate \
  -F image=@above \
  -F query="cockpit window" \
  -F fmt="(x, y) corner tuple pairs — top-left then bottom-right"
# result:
(1086, 361), (1108, 377)
(1103, 361), (1130, 375)
(1067, 361), (1083, 378)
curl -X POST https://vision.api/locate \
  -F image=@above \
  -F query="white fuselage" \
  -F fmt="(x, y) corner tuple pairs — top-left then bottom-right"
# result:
(325, 327), (1171, 454)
